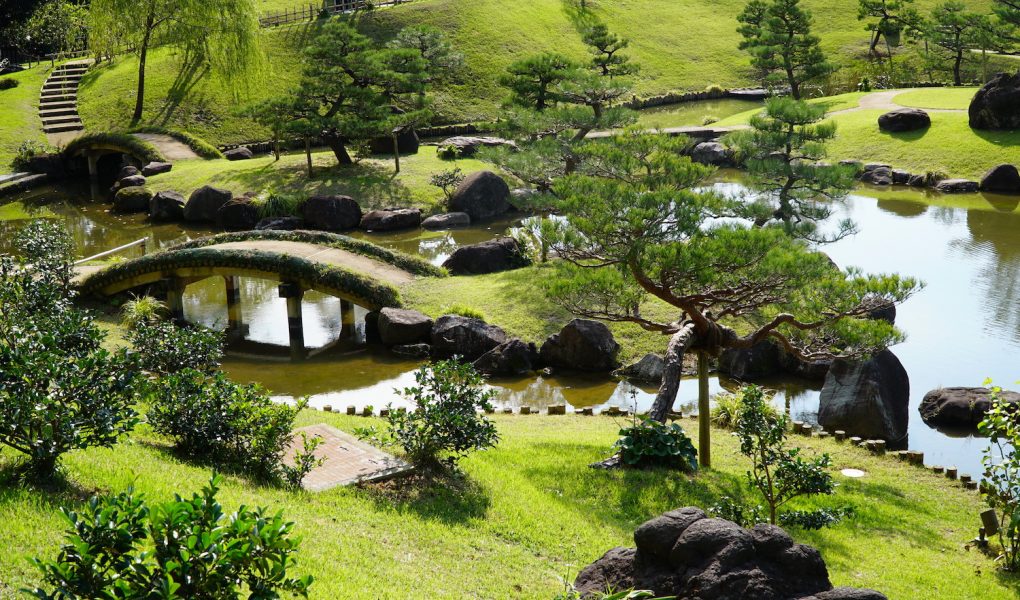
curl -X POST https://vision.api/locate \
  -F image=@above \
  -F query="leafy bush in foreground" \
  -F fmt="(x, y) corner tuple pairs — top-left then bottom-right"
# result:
(979, 381), (1020, 571)
(29, 476), (313, 598)
(129, 319), (223, 376)
(614, 418), (698, 472)
(148, 370), (298, 479)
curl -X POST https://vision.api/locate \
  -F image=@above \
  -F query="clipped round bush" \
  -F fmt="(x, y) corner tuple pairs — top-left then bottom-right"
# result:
(0, 78), (19, 90)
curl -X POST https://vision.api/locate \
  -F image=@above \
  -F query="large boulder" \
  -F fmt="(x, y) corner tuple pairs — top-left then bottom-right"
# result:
(359, 208), (421, 231)
(369, 127), (419, 155)
(473, 338), (537, 376)
(919, 387), (1020, 429)
(616, 353), (665, 383)
(448, 171), (511, 221)
(255, 216), (305, 231)
(818, 349), (910, 443)
(980, 164), (1020, 194)
(378, 308), (433, 346)
(224, 147), (254, 161)
(113, 186), (153, 213)
(935, 178), (979, 194)
(540, 319), (620, 372)
(118, 174), (146, 189)
(184, 186), (234, 222)
(422, 212), (471, 230)
(718, 340), (783, 380)
(691, 141), (733, 167)
(149, 190), (186, 222)
(574, 508), (888, 600)
(860, 165), (893, 186)
(301, 195), (362, 231)
(438, 136), (517, 157)
(442, 237), (530, 275)
(878, 108), (930, 132)
(141, 161), (172, 176)
(216, 197), (260, 231)
(969, 72), (1020, 130)
(431, 315), (508, 360)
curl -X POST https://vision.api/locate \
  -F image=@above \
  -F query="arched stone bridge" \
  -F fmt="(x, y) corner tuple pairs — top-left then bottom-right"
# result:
(74, 231), (442, 359)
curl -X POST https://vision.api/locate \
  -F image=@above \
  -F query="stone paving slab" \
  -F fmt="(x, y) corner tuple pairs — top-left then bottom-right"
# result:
(285, 424), (412, 492)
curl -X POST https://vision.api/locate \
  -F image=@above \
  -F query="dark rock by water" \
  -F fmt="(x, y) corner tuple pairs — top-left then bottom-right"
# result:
(980, 164), (1020, 194)
(442, 237), (530, 275)
(369, 127), (420, 155)
(449, 171), (511, 221)
(818, 349), (910, 443)
(302, 195), (362, 231)
(117, 165), (139, 181)
(118, 174), (146, 189)
(360, 208), (421, 231)
(573, 507), (888, 600)
(473, 338), (537, 376)
(431, 315), (508, 360)
(185, 186), (234, 222)
(919, 386), (1020, 429)
(860, 166), (893, 186)
(149, 190), (186, 222)
(438, 136), (517, 157)
(255, 216), (305, 231)
(392, 343), (431, 359)
(718, 340), (783, 380)
(878, 108), (930, 132)
(216, 198), (260, 231)
(935, 179), (979, 194)
(616, 353), (665, 383)
(422, 212), (471, 230)
(540, 319), (619, 372)
(378, 308), (433, 346)
(113, 186), (153, 213)
(969, 72), (1020, 131)
(691, 141), (733, 166)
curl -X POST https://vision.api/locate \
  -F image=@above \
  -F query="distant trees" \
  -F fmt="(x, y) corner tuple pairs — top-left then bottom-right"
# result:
(925, 2), (986, 85)
(89, 0), (263, 125)
(389, 24), (464, 107)
(857, 0), (922, 59)
(500, 52), (578, 111)
(581, 23), (639, 78)
(737, 0), (832, 99)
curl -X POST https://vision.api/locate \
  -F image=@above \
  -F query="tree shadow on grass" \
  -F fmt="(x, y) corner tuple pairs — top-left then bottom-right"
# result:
(877, 127), (932, 143)
(0, 459), (106, 510)
(355, 470), (491, 525)
(133, 439), (282, 492)
(971, 127), (1020, 149)
(150, 47), (209, 128)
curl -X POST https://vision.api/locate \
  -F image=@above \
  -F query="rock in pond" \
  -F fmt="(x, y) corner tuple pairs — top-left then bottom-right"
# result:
(431, 315), (507, 360)
(149, 190), (186, 222)
(919, 386), (1020, 429)
(718, 340), (783, 380)
(473, 338), (537, 377)
(540, 319), (620, 372)
(216, 197), (260, 231)
(116, 165), (139, 180)
(359, 208), (421, 232)
(422, 212), (471, 230)
(185, 185), (234, 222)
(378, 308), (433, 346)
(392, 343), (431, 359)
(448, 171), (511, 221)
(970, 72), (1020, 131)
(113, 186), (153, 213)
(878, 108), (931, 132)
(691, 141), (733, 166)
(935, 178), (979, 194)
(574, 507), (888, 600)
(118, 174), (146, 189)
(980, 164), (1020, 194)
(255, 216), (305, 231)
(302, 195), (362, 231)
(615, 353), (665, 383)
(442, 237), (530, 275)
(818, 349), (909, 443)
(860, 166), (893, 186)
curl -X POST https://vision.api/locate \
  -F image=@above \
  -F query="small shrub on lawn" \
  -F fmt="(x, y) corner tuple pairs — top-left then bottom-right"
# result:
(281, 432), (327, 490)
(129, 319), (223, 375)
(711, 388), (779, 429)
(429, 167), (465, 201)
(0, 77), (18, 90)
(147, 370), (299, 479)
(437, 143), (463, 160)
(979, 381), (1020, 571)
(441, 304), (487, 320)
(255, 191), (306, 219)
(29, 476), (313, 598)
(705, 83), (725, 94)
(358, 359), (499, 471)
(613, 418), (699, 471)
(120, 295), (167, 329)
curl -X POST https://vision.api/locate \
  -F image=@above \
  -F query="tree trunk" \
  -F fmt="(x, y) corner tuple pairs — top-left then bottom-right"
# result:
(788, 70), (800, 100)
(648, 323), (697, 423)
(869, 30), (882, 57)
(304, 137), (313, 178)
(697, 350), (711, 468)
(954, 50), (963, 86)
(131, 17), (155, 126)
(326, 135), (354, 165)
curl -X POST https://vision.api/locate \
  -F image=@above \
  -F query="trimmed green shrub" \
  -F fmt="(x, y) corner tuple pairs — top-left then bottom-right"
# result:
(711, 389), (780, 429)
(429, 167), (465, 201)
(147, 369), (298, 479)
(613, 418), (698, 471)
(0, 78), (18, 90)
(705, 83), (725, 94)
(29, 476), (313, 598)
(129, 320), (223, 375)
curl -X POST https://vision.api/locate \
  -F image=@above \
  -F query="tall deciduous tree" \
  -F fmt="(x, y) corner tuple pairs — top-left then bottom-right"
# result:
(545, 131), (919, 467)
(926, 2), (983, 85)
(726, 97), (858, 242)
(737, 0), (833, 99)
(88, 0), (263, 125)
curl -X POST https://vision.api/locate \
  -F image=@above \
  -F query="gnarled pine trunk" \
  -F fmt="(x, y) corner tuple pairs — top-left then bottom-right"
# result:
(648, 323), (697, 423)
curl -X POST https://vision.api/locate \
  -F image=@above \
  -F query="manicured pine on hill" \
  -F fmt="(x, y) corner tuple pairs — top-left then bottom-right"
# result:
(78, 0), (993, 146)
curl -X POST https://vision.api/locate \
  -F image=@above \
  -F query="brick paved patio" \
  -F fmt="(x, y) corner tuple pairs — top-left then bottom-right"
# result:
(285, 424), (412, 492)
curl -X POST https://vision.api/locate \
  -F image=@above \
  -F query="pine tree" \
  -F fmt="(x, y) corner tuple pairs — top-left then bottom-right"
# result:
(581, 23), (639, 78)
(737, 0), (833, 99)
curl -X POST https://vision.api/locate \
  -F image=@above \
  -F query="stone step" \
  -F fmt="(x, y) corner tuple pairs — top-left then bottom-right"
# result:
(41, 114), (82, 126)
(47, 73), (84, 81)
(42, 122), (84, 134)
(43, 82), (79, 92)
(39, 107), (78, 118)
(38, 100), (76, 110)
(40, 92), (76, 102)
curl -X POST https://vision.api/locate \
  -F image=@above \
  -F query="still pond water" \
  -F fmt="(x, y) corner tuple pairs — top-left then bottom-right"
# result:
(3, 176), (1020, 477)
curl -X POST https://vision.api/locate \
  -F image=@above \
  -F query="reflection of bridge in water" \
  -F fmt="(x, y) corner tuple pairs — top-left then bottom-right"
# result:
(74, 231), (434, 360)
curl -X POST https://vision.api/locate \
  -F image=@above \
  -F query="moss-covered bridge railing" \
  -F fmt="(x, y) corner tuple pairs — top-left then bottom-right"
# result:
(74, 230), (446, 359)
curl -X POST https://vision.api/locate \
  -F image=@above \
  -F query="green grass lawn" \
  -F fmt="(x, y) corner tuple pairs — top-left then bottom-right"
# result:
(0, 412), (1011, 599)
(893, 87), (979, 110)
(0, 65), (51, 171)
(145, 150), (488, 213)
(75, 0), (991, 146)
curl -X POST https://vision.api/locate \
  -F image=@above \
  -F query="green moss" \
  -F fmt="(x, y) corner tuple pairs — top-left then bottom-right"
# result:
(129, 126), (225, 159)
(62, 132), (165, 164)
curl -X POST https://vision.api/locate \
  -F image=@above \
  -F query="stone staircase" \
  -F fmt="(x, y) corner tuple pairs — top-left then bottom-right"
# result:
(39, 59), (92, 136)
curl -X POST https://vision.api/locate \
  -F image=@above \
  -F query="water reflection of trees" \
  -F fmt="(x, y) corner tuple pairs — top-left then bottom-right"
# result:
(960, 208), (1020, 344)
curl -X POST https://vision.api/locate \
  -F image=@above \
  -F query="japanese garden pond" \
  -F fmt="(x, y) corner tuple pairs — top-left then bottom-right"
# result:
(3, 175), (1020, 477)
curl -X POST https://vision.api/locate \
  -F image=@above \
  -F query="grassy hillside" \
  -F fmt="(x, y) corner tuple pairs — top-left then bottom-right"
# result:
(0, 412), (1013, 599)
(77, 0), (993, 146)
(0, 64), (51, 170)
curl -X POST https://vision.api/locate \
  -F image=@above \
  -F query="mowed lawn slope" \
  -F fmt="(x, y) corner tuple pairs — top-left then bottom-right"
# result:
(0, 413), (1014, 599)
(0, 65), (51, 170)
(77, 0), (991, 145)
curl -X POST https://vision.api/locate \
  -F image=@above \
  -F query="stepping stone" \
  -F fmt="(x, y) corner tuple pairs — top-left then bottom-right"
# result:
(284, 424), (412, 492)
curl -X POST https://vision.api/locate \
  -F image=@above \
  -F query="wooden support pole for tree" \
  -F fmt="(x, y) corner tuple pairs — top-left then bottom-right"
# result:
(279, 281), (306, 361)
(304, 137), (313, 178)
(392, 130), (401, 174)
(698, 351), (711, 469)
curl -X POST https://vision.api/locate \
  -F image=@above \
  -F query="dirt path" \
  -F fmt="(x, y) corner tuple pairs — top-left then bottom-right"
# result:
(132, 133), (200, 161)
(207, 240), (416, 286)
(830, 89), (968, 116)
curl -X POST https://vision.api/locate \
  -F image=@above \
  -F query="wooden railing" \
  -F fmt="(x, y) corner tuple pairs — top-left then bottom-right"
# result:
(74, 238), (148, 266)
(259, 0), (417, 28)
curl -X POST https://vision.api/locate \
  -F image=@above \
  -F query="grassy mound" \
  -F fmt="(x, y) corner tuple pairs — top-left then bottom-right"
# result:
(0, 64), (50, 169)
(76, 0), (985, 146)
(0, 413), (1011, 598)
